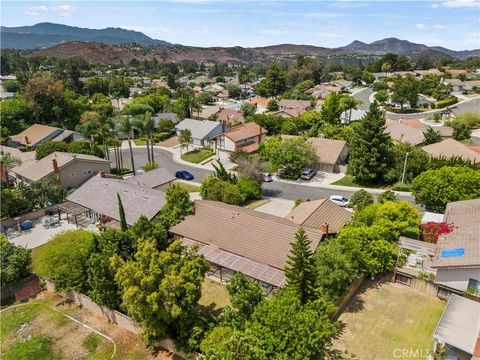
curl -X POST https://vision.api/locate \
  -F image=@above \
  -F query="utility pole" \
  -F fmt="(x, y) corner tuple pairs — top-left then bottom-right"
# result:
(401, 152), (410, 185)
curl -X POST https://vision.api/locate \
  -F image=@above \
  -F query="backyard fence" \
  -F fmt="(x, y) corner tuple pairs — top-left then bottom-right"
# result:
(1, 274), (40, 302)
(330, 275), (365, 320)
(43, 278), (197, 359)
(1, 206), (55, 229)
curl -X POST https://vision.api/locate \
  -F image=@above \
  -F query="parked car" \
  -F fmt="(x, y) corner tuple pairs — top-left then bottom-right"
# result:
(300, 167), (316, 180)
(329, 195), (350, 207)
(263, 173), (273, 182)
(175, 170), (194, 180)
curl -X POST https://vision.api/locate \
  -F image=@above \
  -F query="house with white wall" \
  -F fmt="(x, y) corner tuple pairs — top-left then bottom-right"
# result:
(215, 122), (267, 155)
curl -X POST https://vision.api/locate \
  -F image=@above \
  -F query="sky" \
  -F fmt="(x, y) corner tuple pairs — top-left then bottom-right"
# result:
(1, 0), (480, 50)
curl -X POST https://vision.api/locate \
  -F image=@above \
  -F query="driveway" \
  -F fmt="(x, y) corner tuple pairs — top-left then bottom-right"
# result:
(255, 198), (295, 217)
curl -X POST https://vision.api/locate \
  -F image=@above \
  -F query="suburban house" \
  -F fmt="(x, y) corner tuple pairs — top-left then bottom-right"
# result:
(308, 84), (341, 99)
(334, 79), (354, 91)
(175, 118), (224, 147)
(196, 105), (220, 120)
(121, 168), (176, 191)
(0, 146), (36, 184)
(215, 122), (267, 155)
(8, 124), (84, 148)
(277, 99), (312, 113)
(272, 108), (305, 118)
(170, 200), (325, 290)
(386, 120), (425, 146)
(286, 199), (352, 233)
(10, 152), (110, 189)
(216, 108), (245, 124)
(433, 294), (480, 360)
(153, 112), (178, 125)
(64, 175), (166, 227)
(248, 97), (269, 113)
(431, 198), (480, 294)
(423, 138), (480, 164)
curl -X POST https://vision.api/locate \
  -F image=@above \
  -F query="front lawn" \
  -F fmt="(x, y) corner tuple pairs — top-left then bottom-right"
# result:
(332, 281), (446, 360)
(331, 175), (385, 189)
(172, 180), (201, 193)
(133, 138), (148, 146)
(181, 148), (215, 164)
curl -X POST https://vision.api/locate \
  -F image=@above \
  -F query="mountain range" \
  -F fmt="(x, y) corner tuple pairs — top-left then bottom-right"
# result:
(1, 22), (479, 63)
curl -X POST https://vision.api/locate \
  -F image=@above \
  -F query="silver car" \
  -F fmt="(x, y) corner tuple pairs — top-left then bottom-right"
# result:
(263, 173), (273, 182)
(329, 195), (350, 207)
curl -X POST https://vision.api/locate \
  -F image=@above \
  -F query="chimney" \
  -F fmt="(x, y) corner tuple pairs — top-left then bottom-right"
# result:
(99, 170), (105, 178)
(321, 223), (329, 234)
(52, 159), (61, 186)
(24, 136), (30, 145)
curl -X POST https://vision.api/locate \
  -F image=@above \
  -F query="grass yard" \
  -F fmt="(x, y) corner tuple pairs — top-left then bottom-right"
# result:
(331, 175), (385, 189)
(181, 148), (214, 164)
(172, 180), (201, 193)
(0, 294), (155, 360)
(198, 278), (230, 315)
(332, 281), (446, 360)
(134, 138), (148, 146)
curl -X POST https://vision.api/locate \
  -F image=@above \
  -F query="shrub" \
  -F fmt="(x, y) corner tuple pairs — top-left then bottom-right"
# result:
(418, 270), (436, 282)
(154, 132), (172, 142)
(377, 190), (398, 204)
(1, 234), (32, 287)
(435, 97), (458, 109)
(237, 177), (262, 201)
(421, 222), (454, 244)
(142, 162), (159, 172)
(0, 189), (29, 219)
(373, 81), (388, 92)
(35, 141), (68, 160)
(156, 119), (175, 133)
(349, 189), (374, 210)
(401, 226), (420, 239)
(220, 182), (244, 206)
(110, 168), (131, 176)
(33, 230), (93, 292)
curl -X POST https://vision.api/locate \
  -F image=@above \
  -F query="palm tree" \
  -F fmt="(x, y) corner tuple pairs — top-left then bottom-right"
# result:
(116, 116), (136, 176)
(340, 95), (363, 124)
(143, 112), (157, 164)
(0, 150), (21, 188)
(133, 115), (151, 164)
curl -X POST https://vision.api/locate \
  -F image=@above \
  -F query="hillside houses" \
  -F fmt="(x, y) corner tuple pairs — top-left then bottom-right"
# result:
(8, 124), (84, 148)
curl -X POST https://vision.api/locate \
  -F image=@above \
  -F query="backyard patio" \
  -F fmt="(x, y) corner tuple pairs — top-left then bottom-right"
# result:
(5, 215), (98, 249)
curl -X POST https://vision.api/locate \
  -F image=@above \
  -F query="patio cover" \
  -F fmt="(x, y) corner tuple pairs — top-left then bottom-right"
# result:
(434, 294), (480, 355)
(398, 236), (437, 256)
(54, 201), (89, 216)
(182, 238), (286, 287)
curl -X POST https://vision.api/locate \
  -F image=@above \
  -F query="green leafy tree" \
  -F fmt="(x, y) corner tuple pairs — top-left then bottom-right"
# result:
(0, 95), (33, 134)
(362, 239), (397, 276)
(223, 273), (265, 329)
(320, 92), (342, 126)
(114, 239), (208, 346)
(0, 150), (21, 188)
(225, 84), (242, 99)
(314, 239), (359, 301)
(423, 127), (442, 145)
(349, 189), (374, 210)
(391, 75), (419, 110)
(374, 89), (389, 105)
(340, 95), (362, 124)
(348, 102), (394, 184)
(0, 189), (29, 218)
(2, 80), (20, 92)
(361, 71), (375, 85)
(260, 136), (316, 178)
(179, 129), (192, 153)
(35, 141), (68, 160)
(392, 143), (430, 183)
(411, 166), (480, 212)
(212, 160), (237, 183)
(240, 103), (256, 118)
(452, 122), (471, 141)
(255, 62), (287, 97)
(24, 76), (64, 122)
(267, 99), (278, 112)
(34, 230), (93, 292)
(1, 234), (32, 287)
(117, 193), (128, 231)
(197, 92), (214, 105)
(237, 177), (262, 201)
(128, 215), (168, 251)
(285, 228), (317, 304)
(377, 190), (398, 204)
(159, 184), (195, 229)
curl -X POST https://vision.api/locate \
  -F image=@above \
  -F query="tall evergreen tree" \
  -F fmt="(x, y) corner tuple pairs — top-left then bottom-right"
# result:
(348, 101), (394, 184)
(117, 192), (128, 231)
(285, 228), (317, 304)
(320, 92), (342, 126)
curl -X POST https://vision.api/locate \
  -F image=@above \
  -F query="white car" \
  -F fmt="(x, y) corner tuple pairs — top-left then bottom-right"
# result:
(263, 173), (273, 182)
(329, 195), (350, 207)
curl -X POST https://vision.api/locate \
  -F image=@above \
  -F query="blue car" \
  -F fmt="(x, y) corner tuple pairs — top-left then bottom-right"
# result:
(175, 170), (194, 180)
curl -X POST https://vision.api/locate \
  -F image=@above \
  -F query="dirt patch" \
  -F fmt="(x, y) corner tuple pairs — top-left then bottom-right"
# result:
(156, 136), (179, 148)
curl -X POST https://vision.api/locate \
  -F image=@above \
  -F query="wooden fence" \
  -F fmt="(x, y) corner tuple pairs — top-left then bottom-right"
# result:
(43, 278), (196, 359)
(330, 275), (365, 320)
(1, 274), (40, 302)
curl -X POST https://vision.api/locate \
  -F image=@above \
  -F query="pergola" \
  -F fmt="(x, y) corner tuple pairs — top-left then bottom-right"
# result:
(54, 201), (90, 227)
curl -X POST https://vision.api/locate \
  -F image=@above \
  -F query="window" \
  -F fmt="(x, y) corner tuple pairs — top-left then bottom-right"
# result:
(395, 273), (412, 286)
(83, 169), (92, 176)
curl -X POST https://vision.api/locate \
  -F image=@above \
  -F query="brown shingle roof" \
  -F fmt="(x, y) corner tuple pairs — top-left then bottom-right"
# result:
(121, 168), (175, 189)
(223, 122), (267, 142)
(248, 97), (269, 107)
(423, 138), (480, 163)
(11, 152), (108, 182)
(286, 199), (352, 233)
(431, 199), (480, 269)
(310, 138), (348, 165)
(216, 108), (245, 123)
(11, 124), (61, 146)
(386, 120), (425, 145)
(67, 176), (166, 226)
(278, 99), (311, 110)
(170, 200), (324, 271)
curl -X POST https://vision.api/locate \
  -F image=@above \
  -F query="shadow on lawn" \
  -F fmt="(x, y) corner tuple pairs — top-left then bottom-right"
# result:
(197, 302), (224, 318)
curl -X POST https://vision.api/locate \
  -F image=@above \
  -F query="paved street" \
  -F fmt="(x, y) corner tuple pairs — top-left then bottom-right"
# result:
(352, 87), (373, 110)
(111, 147), (417, 205)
